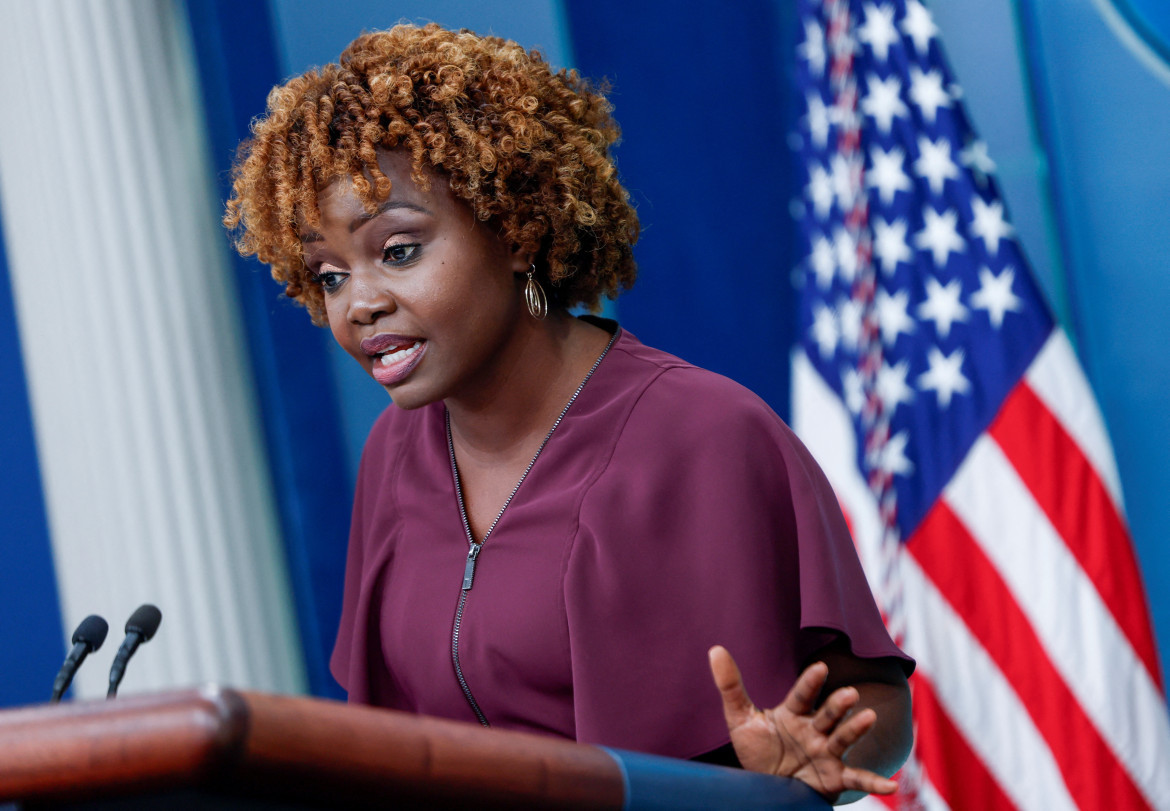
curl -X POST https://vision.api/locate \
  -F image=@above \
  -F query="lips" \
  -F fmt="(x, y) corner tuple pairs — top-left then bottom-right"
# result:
(362, 334), (427, 386)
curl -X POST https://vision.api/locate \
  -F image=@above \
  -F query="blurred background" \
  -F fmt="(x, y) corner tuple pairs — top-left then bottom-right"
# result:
(0, 0), (1167, 740)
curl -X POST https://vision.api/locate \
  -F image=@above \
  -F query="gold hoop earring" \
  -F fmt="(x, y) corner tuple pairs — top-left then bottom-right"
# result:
(524, 265), (548, 320)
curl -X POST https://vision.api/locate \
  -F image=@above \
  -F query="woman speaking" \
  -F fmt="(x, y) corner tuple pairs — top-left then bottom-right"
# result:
(225, 23), (913, 803)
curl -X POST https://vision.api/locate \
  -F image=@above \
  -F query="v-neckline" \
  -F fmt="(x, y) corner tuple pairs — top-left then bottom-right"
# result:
(445, 329), (618, 549)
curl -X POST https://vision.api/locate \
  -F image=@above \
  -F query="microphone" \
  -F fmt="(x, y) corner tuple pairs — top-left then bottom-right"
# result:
(50, 615), (109, 702)
(106, 604), (162, 699)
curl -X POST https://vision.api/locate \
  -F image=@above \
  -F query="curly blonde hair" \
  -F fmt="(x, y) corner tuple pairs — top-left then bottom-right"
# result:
(224, 23), (640, 324)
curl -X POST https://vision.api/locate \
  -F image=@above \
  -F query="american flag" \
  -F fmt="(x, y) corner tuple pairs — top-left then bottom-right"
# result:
(790, 1), (1170, 808)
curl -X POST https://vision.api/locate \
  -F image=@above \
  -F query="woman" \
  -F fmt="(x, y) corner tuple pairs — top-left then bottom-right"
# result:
(225, 23), (912, 803)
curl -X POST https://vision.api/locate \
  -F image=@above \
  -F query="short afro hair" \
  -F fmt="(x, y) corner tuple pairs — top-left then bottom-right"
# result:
(224, 23), (640, 324)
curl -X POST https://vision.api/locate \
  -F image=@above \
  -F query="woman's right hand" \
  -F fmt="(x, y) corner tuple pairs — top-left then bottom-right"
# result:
(708, 645), (898, 803)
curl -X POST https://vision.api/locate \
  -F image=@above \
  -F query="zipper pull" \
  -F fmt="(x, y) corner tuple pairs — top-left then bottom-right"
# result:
(462, 543), (482, 591)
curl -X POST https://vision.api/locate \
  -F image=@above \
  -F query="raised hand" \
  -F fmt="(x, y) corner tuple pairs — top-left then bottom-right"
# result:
(708, 645), (898, 803)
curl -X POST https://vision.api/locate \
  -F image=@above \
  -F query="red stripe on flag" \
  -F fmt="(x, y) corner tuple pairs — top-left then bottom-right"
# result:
(988, 383), (1163, 688)
(912, 672), (1017, 811)
(909, 503), (1151, 811)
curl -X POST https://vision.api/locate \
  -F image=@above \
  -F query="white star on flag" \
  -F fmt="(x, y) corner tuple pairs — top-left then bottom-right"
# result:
(971, 266), (1023, 327)
(842, 367), (865, 415)
(960, 138), (996, 185)
(838, 296), (865, 351)
(918, 345), (971, 407)
(861, 74), (908, 134)
(806, 93), (832, 149)
(914, 136), (959, 195)
(915, 206), (964, 267)
(809, 234), (836, 289)
(877, 359), (915, 413)
(830, 153), (856, 211)
(901, 0), (939, 55)
(869, 146), (912, 204)
(918, 276), (968, 338)
(970, 197), (1014, 255)
(857, 2), (899, 62)
(833, 226), (859, 282)
(876, 429), (914, 476)
(877, 286), (915, 344)
(811, 304), (839, 358)
(807, 162), (834, 218)
(798, 18), (826, 77)
(909, 67), (951, 125)
(873, 217), (913, 274)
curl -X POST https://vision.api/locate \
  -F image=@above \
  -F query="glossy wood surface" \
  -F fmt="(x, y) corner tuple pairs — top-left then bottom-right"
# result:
(0, 687), (624, 809)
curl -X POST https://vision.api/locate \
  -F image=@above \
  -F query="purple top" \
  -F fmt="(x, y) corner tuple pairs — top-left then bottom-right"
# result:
(331, 326), (911, 759)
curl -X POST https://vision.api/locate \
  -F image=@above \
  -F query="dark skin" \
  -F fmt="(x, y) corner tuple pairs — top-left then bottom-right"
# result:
(302, 149), (610, 542)
(442, 313), (610, 542)
(710, 640), (913, 804)
(307, 148), (912, 797)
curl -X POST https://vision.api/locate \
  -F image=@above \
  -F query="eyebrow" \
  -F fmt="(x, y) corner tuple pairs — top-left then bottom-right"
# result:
(300, 199), (433, 243)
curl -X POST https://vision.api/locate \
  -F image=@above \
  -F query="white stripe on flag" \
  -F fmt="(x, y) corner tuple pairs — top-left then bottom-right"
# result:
(917, 774), (953, 811)
(1025, 331), (1125, 510)
(791, 351), (884, 579)
(901, 553), (1078, 811)
(943, 437), (1170, 804)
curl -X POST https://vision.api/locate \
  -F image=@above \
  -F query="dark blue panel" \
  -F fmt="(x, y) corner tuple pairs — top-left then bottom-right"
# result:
(0, 195), (66, 707)
(604, 748), (829, 810)
(183, 0), (350, 698)
(563, 0), (802, 419)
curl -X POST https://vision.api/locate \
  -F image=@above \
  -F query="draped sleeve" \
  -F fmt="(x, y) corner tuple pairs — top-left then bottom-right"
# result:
(564, 364), (911, 759)
(329, 406), (409, 704)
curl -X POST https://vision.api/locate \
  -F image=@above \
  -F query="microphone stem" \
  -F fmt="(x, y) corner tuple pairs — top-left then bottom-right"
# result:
(50, 641), (90, 703)
(107, 633), (143, 698)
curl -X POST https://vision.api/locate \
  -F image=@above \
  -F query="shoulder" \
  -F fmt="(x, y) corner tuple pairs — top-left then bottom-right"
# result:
(354, 401), (444, 495)
(604, 328), (781, 429)
(604, 330), (795, 456)
(584, 328), (842, 523)
(579, 329), (823, 507)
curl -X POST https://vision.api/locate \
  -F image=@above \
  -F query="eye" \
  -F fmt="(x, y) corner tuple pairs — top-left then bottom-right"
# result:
(383, 241), (420, 265)
(309, 267), (347, 293)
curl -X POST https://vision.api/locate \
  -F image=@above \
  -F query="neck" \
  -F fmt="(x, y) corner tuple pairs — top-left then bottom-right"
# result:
(445, 312), (611, 460)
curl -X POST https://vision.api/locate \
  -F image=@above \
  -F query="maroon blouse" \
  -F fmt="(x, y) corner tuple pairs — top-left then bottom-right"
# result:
(330, 326), (911, 759)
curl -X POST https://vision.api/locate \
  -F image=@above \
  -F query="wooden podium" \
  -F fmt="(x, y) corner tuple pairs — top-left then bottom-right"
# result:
(0, 687), (829, 809)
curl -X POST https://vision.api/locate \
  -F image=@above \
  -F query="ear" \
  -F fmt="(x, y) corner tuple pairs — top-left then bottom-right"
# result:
(510, 244), (535, 275)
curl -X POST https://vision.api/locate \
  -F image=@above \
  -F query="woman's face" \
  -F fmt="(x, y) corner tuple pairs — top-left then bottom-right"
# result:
(300, 150), (530, 409)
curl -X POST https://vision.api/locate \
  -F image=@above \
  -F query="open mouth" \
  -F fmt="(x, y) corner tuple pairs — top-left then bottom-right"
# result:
(375, 340), (423, 366)
(363, 336), (427, 386)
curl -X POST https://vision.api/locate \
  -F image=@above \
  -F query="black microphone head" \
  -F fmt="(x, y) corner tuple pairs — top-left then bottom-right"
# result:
(72, 615), (109, 651)
(125, 604), (162, 641)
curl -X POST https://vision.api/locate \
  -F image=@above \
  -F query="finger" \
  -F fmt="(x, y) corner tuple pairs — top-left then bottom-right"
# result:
(782, 661), (829, 716)
(826, 707), (876, 759)
(709, 646), (756, 729)
(841, 766), (898, 796)
(811, 684), (860, 735)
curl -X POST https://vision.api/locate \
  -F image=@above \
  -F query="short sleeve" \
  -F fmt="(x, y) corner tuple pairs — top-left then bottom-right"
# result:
(564, 366), (910, 758)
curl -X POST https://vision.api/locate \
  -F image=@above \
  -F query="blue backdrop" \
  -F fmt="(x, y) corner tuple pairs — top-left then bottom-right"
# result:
(0, 197), (64, 706)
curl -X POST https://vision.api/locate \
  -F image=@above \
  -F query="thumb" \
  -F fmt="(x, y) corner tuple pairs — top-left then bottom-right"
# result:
(709, 645), (756, 729)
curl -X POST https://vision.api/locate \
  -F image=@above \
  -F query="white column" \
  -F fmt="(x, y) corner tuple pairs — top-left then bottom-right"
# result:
(0, 0), (307, 697)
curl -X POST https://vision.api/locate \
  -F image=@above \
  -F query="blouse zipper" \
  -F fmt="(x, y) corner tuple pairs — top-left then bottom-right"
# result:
(446, 331), (616, 729)
(452, 543), (488, 726)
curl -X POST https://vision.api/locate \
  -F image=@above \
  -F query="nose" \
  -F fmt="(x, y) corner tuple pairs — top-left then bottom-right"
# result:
(346, 268), (396, 324)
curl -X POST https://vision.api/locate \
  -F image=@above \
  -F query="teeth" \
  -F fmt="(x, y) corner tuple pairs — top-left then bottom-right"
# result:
(379, 341), (422, 366)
